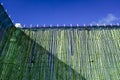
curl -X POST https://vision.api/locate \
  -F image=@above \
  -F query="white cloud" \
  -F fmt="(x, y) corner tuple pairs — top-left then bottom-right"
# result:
(91, 13), (120, 25)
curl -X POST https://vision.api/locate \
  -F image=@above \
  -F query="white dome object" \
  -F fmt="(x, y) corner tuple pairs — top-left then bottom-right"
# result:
(15, 23), (22, 28)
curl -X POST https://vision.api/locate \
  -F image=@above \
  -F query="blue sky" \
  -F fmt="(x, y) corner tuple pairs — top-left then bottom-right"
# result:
(1, 0), (120, 26)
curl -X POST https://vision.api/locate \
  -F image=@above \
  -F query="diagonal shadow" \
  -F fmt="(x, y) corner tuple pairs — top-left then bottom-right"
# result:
(0, 26), (86, 80)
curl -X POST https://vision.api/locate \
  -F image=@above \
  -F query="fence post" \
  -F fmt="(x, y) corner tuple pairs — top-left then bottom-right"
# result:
(50, 24), (52, 27)
(43, 24), (45, 27)
(77, 24), (79, 27)
(84, 24), (86, 27)
(63, 24), (65, 27)
(70, 24), (72, 27)
(57, 24), (59, 27)
(37, 24), (39, 27)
